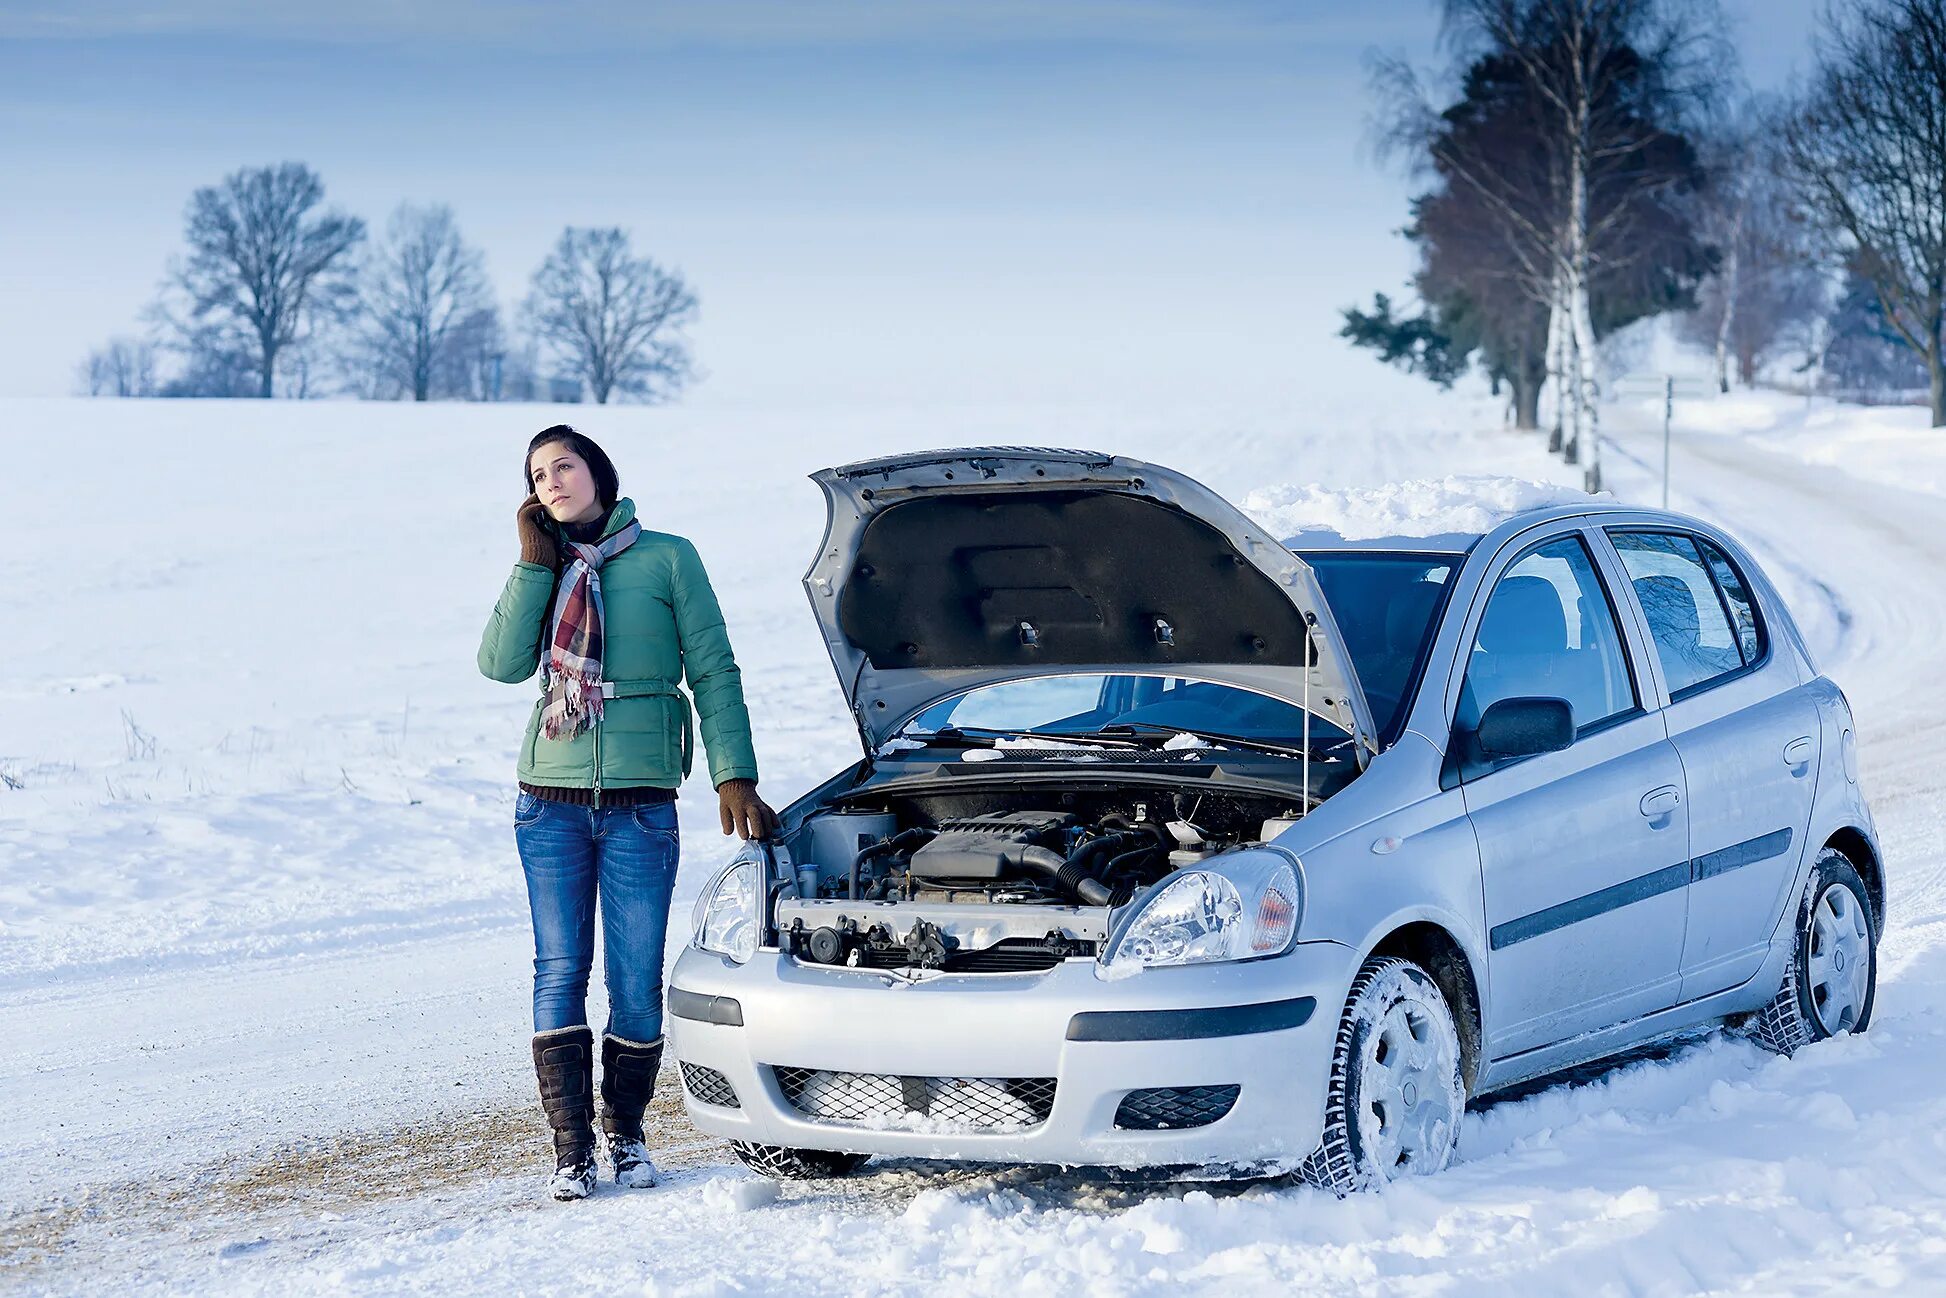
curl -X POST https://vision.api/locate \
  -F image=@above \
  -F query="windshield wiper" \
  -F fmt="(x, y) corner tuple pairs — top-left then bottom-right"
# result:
(1093, 722), (1316, 760)
(892, 726), (1148, 752)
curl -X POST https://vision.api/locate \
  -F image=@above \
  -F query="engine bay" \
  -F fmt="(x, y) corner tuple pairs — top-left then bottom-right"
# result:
(772, 785), (1304, 973)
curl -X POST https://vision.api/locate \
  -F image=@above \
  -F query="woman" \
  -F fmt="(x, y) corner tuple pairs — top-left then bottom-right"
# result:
(477, 424), (778, 1201)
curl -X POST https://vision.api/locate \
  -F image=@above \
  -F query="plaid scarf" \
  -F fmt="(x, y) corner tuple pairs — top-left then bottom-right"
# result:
(539, 519), (643, 740)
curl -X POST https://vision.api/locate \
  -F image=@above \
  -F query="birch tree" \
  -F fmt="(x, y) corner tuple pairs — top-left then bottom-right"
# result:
(1362, 12), (1715, 473)
(1681, 118), (1827, 390)
(1439, 0), (1725, 490)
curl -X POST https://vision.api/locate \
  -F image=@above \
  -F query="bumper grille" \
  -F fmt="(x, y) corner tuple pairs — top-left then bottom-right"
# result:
(773, 1067), (1056, 1130)
(680, 1062), (741, 1109)
(1113, 1084), (1241, 1130)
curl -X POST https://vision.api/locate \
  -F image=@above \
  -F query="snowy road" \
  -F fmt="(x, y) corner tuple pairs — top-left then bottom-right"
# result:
(3, 394), (1944, 1295)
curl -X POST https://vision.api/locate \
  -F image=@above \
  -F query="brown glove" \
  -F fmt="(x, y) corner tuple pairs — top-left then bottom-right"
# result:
(717, 778), (780, 841)
(517, 494), (559, 571)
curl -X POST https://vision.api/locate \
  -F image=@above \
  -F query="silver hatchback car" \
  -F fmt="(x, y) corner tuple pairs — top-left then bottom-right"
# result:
(668, 448), (1882, 1191)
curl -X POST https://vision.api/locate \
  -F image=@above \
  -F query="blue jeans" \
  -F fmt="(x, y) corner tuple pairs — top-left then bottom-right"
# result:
(514, 791), (681, 1042)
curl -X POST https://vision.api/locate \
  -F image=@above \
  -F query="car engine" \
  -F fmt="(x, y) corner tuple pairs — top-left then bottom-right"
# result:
(773, 789), (1300, 972)
(850, 808), (1184, 907)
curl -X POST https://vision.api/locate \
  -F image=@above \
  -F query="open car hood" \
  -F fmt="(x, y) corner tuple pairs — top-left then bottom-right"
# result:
(804, 448), (1377, 765)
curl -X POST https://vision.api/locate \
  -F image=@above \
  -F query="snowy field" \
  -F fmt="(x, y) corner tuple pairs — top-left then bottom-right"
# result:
(2, 385), (1944, 1295)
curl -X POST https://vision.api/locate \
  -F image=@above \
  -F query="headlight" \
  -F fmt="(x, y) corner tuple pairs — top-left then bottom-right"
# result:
(1098, 850), (1300, 976)
(691, 847), (763, 963)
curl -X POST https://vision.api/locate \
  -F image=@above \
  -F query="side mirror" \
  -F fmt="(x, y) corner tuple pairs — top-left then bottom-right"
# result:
(1475, 697), (1574, 760)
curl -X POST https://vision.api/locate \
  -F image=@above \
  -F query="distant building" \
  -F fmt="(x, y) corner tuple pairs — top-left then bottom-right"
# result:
(547, 375), (584, 404)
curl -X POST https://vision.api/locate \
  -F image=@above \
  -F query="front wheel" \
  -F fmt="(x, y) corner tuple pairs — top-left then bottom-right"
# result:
(1746, 849), (1878, 1055)
(1297, 956), (1465, 1195)
(730, 1141), (869, 1180)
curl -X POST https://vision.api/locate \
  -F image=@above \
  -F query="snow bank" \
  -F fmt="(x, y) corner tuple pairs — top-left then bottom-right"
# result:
(1242, 474), (1593, 545)
(1763, 406), (1946, 500)
(1647, 387), (1946, 500)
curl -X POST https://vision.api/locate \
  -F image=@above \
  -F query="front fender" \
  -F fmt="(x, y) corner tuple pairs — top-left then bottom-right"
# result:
(1275, 733), (1490, 1023)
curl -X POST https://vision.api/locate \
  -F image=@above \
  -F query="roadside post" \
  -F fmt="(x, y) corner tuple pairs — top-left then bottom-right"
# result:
(1614, 372), (1716, 508)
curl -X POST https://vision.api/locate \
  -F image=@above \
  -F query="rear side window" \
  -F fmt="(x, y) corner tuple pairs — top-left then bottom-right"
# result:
(1610, 531), (1759, 698)
(1457, 534), (1638, 736)
(1698, 539), (1764, 664)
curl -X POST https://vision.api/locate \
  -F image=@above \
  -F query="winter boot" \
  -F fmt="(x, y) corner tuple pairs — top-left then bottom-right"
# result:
(600, 1033), (665, 1188)
(532, 1025), (598, 1201)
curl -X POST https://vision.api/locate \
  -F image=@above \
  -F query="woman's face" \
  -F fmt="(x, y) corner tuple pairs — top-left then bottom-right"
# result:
(528, 442), (604, 525)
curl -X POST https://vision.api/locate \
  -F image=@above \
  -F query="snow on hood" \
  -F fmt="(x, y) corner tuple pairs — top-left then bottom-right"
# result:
(1242, 475), (1593, 546)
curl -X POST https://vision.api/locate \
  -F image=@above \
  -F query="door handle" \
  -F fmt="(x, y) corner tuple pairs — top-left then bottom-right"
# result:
(1783, 736), (1814, 768)
(1639, 785), (1682, 819)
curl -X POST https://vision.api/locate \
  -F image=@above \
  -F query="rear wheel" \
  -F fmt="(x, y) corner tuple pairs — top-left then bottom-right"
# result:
(730, 1141), (869, 1180)
(1747, 849), (1878, 1055)
(1298, 956), (1465, 1195)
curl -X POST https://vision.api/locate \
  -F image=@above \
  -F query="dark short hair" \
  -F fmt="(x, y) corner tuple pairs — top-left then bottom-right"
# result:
(524, 425), (620, 509)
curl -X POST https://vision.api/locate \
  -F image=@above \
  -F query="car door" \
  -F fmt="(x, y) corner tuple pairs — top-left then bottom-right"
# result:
(1606, 528), (1820, 999)
(1456, 529), (1690, 1060)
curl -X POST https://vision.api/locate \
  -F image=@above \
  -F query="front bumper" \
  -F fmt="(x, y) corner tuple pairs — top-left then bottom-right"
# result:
(666, 940), (1354, 1168)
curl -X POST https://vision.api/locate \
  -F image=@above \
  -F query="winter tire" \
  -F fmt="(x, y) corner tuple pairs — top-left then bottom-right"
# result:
(1747, 848), (1878, 1055)
(730, 1141), (869, 1180)
(1297, 956), (1465, 1195)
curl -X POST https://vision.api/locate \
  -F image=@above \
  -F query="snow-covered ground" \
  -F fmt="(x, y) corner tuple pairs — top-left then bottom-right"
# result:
(1622, 385), (1946, 501)
(2, 387), (1943, 1295)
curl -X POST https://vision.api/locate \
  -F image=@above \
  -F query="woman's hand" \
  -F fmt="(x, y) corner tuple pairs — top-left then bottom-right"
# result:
(517, 494), (559, 571)
(717, 778), (779, 840)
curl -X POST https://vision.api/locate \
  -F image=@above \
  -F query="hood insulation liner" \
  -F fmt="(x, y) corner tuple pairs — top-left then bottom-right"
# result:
(838, 491), (1315, 671)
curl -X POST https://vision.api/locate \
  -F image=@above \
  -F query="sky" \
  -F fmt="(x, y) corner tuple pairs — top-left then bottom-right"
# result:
(0, 0), (1823, 408)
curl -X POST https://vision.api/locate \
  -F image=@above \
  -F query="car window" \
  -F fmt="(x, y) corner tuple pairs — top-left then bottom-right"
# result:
(1609, 531), (1752, 697)
(937, 675), (1113, 730)
(903, 673), (1351, 744)
(1457, 534), (1637, 736)
(1697, 538), (1764, 664)
(1301, 553), (1457, 740)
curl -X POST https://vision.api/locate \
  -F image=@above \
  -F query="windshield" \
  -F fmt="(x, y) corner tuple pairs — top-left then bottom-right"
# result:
(897, 674), (1350, 749)
(1297, 551), (1457, 739)
(887, 550), (1455, 753)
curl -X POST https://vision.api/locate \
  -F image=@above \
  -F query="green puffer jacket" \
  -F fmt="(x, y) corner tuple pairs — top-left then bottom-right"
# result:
(476, 497), (759, 793)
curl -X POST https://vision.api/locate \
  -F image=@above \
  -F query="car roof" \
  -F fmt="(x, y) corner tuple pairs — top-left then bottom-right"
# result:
(1287, 499), (1692, 558)
(1289, 531), (1482, 555)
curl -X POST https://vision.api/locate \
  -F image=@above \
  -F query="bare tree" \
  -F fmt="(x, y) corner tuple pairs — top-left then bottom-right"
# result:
(523, 227), (696, 404)
(1437, 0), (1727, 490)
(1679, 140), (1829, 389)
(435, 305), (510, 401)
(1782, 0), (1946, 426)
(77, 337), (158, 396)
(354, 203), (496, 401)
(80, 350), (110, 397)
(155, 162), (365, 399)
(1825, 263), (1933, 396)
(1690, 113), (1755, 392)
(156, 327), (259, 398)
(498, 340), (544, 403)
